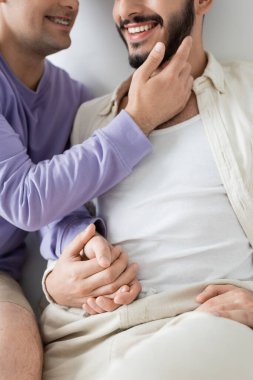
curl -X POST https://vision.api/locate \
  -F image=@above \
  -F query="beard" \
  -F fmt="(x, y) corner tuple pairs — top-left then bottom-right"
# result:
(116, 0), (195, 69)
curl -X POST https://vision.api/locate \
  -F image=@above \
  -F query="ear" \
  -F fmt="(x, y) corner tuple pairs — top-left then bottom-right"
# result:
(195, 0), (213, 16)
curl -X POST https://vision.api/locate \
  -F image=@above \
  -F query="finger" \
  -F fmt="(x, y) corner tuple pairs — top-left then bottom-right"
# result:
(110, 245), (124, 263)
(92, 285), (130, 301)
(92, 238), (112, 268)
(169, 36), (193, 72)
(196, 284), (235, 303)
(96, 296), (120, 312)
(82, 302), (97, 315)
(86, 297), (105, 314)
(137, 42), (165, 82)
(76, 252), (129, 296)
(196, 305), (251, 327)
(197, 287), (253, 311)
(74, 247), (125, 280)
(62, 224), (96, 261)
(116, 285), (130, 294)
(197, 300), (236, 313)
(214, 310), (253, 328)
(179, 62), (192, 81)
(89, 262), (139, 298)
(185, 75), (194, 92)
(74, 257), (106, 278)
(114, 280), (142, 305)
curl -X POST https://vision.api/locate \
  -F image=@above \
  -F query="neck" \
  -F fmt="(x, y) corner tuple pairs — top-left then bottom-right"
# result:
(0, 43), (45, 90)
(188, 23), (208, 80)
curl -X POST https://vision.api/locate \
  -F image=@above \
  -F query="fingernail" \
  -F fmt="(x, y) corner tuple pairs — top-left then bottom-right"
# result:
(99, 256), (111, 268)
(119, 285), (129, 293)
(154, 42), (163, 53)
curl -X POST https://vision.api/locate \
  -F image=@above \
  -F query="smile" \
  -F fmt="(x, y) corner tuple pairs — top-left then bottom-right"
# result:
(127, 23), (156, 34)
(46, 16), (72, 26)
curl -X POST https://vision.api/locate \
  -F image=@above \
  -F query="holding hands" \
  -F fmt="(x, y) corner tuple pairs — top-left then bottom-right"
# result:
(45, 224), (141, 314)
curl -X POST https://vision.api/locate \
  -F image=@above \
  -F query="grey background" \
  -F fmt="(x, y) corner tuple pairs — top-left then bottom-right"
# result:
(49, 0), (253, 96)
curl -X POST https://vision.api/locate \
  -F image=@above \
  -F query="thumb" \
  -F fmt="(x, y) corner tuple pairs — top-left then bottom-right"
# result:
(61, 224), (96, 261)
(85, 236), (112, 268)
(136, 42), (165, 82)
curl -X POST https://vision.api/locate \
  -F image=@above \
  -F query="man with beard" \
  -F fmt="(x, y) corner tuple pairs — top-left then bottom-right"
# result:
(0, 0), (194, 379)
(41, 0), (253, 379)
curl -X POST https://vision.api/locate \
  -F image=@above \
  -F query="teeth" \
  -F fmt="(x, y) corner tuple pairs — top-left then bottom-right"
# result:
(48, 17), (70, 26)
(128, 24), (154, 34)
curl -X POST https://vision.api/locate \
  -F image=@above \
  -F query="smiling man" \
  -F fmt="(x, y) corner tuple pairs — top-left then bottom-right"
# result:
(40, 0), (253, 379)
(117, 0), (195, 68)
(0, 0), (193, 379)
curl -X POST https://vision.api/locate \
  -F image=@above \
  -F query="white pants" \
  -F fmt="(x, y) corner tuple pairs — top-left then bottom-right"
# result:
(42, 280), (253, 380)
(104, 311), (253, 380)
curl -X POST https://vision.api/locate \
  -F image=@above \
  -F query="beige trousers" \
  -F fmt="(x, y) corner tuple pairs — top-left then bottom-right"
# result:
(41, 280), (253, 380)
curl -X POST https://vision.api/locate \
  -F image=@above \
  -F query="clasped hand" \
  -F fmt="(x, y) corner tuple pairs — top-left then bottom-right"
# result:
(45, 224), (141, 314)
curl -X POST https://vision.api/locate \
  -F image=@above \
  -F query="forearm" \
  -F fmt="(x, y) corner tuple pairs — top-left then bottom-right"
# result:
(0, 112), (151, 231)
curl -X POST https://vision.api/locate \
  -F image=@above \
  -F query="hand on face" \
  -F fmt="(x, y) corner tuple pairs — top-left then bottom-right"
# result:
(196, 284), (253, 328)
(125, 36), (193, 135)
(45, 225), (141, 311)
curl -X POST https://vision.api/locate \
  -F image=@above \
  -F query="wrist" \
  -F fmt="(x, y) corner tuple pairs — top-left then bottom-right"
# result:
(125, 106), (152, 136)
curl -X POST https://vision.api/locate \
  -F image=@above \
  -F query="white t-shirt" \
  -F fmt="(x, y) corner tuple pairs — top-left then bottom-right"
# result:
(97, 115), (253, 296)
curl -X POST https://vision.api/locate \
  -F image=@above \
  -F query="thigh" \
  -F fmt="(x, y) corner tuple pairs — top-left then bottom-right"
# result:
(0, 271), (33, 312)
(104, 311), (253, 380)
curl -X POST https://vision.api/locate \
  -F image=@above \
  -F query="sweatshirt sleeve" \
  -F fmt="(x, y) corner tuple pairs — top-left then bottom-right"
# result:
(39, 205), (106, 260)
(0, 111), (152, 231)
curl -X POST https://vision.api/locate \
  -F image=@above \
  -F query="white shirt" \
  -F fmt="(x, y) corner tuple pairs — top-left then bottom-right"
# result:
(73, 53), (253, 249)
(96, 116), (253, 295)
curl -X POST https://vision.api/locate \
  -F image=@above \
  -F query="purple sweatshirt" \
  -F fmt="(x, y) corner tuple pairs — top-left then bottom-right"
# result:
(0, 55), (152, 280)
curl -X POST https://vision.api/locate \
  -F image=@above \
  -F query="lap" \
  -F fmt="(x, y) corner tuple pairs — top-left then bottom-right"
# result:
(42, 284), (253, 380)
(105, 311), (253, 380)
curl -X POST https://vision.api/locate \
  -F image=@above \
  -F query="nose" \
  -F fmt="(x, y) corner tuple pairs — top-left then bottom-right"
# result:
(59, 0), (79, 12)
(113, 0), (144, 22)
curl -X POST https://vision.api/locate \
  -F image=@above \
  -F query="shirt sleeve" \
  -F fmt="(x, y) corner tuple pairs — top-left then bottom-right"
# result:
(39, 205), (106, 260)
(0, 110), (152, 231)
